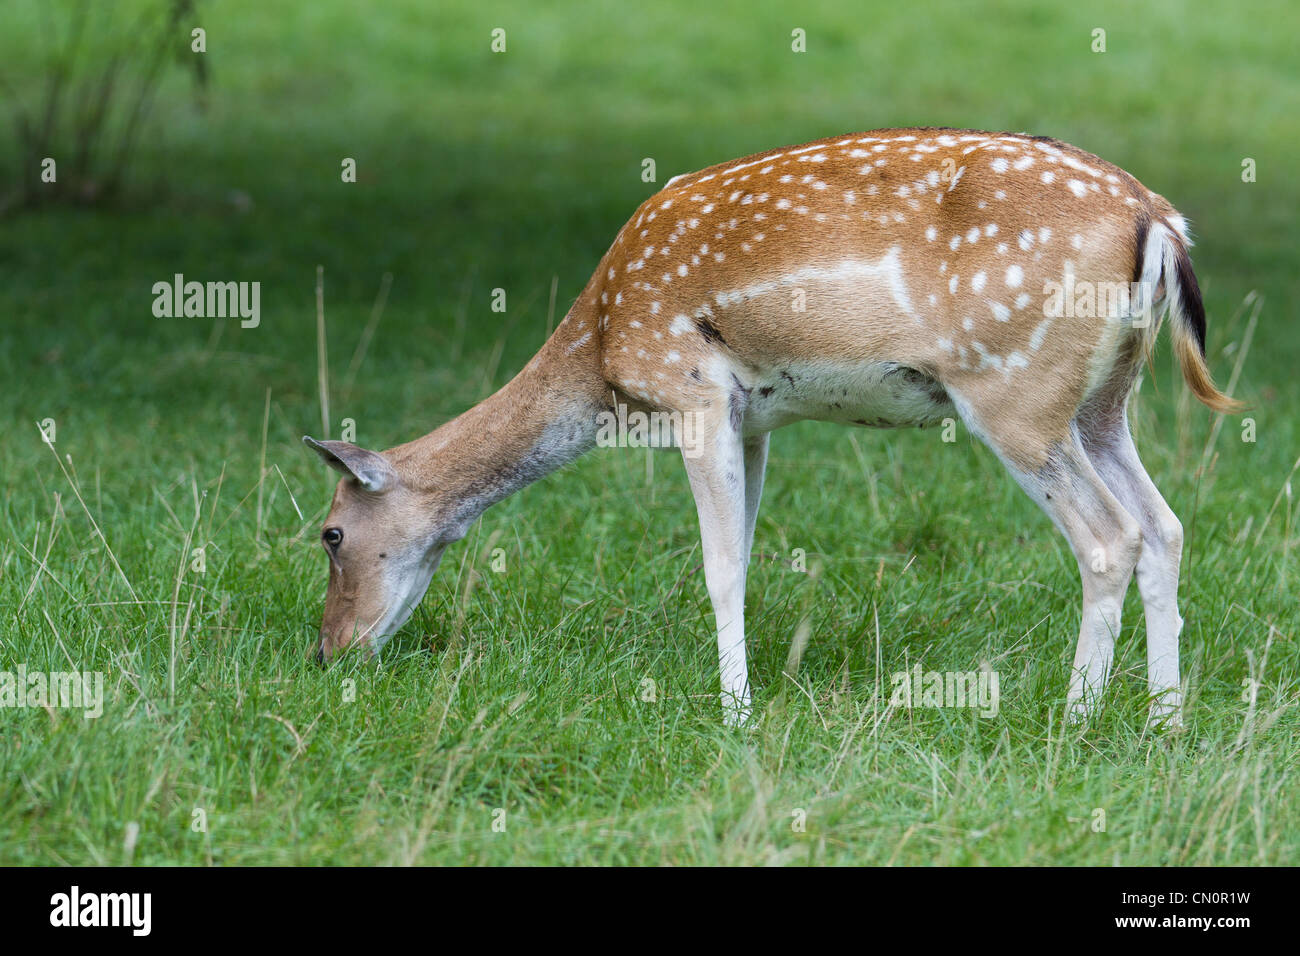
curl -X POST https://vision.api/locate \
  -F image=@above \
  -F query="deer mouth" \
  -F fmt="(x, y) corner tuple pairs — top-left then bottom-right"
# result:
(318, 551), (444, 663)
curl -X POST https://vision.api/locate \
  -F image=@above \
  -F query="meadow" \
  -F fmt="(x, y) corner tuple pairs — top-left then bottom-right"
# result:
(1, 0), (1297, 864)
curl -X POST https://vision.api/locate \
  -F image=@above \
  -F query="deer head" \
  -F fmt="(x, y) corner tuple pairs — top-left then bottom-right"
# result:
(302, 436), (449, 662)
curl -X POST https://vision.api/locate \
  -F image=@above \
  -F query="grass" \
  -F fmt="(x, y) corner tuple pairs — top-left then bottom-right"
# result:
(1, 0), (1297, 865)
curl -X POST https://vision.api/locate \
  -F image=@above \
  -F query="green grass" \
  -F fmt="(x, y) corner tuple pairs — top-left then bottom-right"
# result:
(1, 0), (1297, 865)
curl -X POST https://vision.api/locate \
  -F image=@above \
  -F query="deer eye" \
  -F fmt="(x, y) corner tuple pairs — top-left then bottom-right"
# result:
(322, 528), (343, 548)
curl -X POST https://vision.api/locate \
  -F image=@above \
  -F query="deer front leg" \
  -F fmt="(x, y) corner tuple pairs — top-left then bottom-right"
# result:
(682, 406), (752, 725)
(742, 433), (769, 569)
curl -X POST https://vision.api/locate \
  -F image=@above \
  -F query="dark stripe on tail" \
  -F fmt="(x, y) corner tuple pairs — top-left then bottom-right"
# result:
(1172, 240), (1208, 355)
(1132, 210), (1150, 285)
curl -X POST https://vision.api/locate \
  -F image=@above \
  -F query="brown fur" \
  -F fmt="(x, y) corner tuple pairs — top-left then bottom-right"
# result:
(584, 128), (1236, 470)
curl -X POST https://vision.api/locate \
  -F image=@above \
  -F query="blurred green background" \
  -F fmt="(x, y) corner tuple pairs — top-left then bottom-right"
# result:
(3, 0), (1296, 441)
(0, 0), (1296, 864)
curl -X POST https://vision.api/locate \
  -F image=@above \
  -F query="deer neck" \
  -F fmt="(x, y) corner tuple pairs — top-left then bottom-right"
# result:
(388, 294), (610, 533)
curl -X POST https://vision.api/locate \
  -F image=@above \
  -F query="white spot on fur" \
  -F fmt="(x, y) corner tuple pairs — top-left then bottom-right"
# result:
(1030, 319), (1052, 350)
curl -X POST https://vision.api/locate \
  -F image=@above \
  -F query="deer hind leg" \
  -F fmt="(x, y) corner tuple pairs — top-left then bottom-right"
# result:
(1080, 407), (1185, 727)
(681, 401), (752, 725)
(953, 397), (1143, 721)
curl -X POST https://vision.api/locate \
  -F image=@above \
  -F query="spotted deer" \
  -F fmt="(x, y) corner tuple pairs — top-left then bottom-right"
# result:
(304, 127), (1240, 727)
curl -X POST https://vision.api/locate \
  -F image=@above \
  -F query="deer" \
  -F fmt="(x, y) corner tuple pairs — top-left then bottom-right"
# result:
(304, 127), (1241, 728)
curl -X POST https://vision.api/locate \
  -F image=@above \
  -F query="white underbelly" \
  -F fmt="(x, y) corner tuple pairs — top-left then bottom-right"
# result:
(740, 359), (954, 435)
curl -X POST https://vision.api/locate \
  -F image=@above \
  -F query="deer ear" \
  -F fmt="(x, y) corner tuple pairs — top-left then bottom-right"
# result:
(302, 437), (396, 492)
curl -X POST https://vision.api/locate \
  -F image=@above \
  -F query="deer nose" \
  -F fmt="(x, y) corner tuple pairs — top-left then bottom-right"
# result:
(314, 643), (326, 666)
